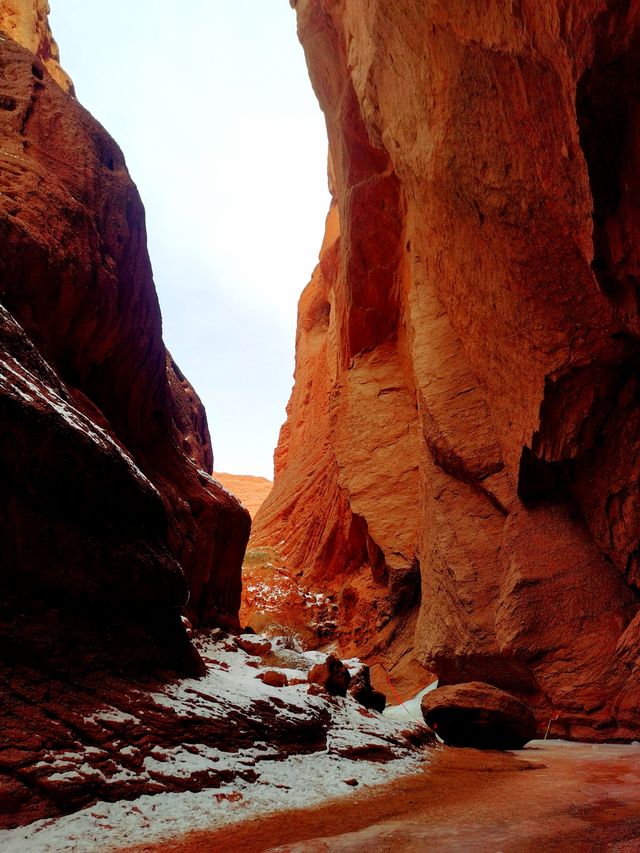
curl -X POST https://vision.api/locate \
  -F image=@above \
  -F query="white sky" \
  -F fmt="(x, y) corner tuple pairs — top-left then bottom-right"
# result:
(49, 1), (330, 479)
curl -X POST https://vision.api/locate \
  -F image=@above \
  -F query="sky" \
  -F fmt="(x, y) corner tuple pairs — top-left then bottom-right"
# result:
(48, 1), (330, 479)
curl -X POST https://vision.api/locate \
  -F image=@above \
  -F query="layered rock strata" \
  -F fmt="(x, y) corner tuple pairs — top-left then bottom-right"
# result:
(253, 0), (640, 740)
(1, 628), (428, 830)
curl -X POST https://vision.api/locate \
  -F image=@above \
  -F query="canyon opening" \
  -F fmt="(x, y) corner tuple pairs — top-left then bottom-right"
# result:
(3, 2), (640, 852)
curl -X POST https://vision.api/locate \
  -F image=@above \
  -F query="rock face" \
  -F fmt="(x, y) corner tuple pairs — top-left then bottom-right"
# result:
(421, 682), (537, 750)
(253, 0), (640, 740)
(0, 0), (72, 91)
(214, 472), (273, 519)
(0, 23), (248, 657)
(0, 13), (251, 830)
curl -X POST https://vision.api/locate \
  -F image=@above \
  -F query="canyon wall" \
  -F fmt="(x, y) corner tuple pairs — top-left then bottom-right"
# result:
(0, 0), (72, 91)
(253, 0), (640, 739)
(0, 7), (249, 657)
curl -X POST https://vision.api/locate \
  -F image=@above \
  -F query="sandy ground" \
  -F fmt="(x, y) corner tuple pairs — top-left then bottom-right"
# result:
(124, 740), (640, 852)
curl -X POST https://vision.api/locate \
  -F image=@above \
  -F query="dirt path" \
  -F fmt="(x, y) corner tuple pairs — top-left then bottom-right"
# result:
(124, 741), (640, 852)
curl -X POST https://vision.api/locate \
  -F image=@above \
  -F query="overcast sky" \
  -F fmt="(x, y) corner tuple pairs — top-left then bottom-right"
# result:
(49, 1), (329, 479)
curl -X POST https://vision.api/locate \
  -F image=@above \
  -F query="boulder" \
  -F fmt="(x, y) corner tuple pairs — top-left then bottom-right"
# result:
(307, 654), (351, 697)
(237, 637), (272, 656)
(421, 682), (537, 750)
(348, 666), (386, 713)
(258, 670), (288, 688)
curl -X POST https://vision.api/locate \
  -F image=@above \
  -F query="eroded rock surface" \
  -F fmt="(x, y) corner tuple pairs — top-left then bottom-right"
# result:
(253, 0), (640, 740)
(0, 14), (249, 828)
(0, 33), (248, 627)
(0, 0), (72, 90)
(213, 472), (273, 519)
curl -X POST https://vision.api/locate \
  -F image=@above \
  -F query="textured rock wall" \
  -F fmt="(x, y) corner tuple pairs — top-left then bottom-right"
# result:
(253, 0), (640, 739)
(0, 0), (72, 90)
(0, 23), (249, 651)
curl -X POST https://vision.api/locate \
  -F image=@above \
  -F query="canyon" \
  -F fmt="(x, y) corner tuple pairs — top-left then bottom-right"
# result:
(3, 0), (640, 849)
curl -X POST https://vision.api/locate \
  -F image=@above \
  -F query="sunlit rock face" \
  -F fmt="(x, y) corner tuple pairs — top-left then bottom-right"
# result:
(253, 0), (640, 740)
(0, 27), (249, 651)
(0, 0), (72, 91)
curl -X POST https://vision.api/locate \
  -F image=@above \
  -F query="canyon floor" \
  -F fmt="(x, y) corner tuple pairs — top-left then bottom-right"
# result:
(127, 740), (640, 852)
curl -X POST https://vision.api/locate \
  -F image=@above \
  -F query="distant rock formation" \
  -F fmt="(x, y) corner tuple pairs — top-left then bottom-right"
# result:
(214, 472), (273, 519)
(253, 0), (640, 740)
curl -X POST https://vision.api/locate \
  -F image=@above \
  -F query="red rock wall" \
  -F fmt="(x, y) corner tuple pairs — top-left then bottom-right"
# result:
(0, 0), (72, 91)
(254, 0), (640, 739)
(0, 30), (249, 650)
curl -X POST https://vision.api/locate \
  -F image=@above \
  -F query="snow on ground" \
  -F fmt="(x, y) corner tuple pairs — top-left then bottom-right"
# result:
(0, 633), (430, 853)
(383, 681), (438, 722)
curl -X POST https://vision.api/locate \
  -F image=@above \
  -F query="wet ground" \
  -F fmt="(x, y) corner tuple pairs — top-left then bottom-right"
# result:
(127, 740), (640, 852)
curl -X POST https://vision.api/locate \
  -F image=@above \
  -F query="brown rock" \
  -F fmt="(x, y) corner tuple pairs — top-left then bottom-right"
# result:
(0, 32), (248, 631)
(237, 637), (272, 657)
(0, 10), (250, 828)
(252, 0), (640, 740)
(421, 683), (537, 751)
(307, 654), (351, 697)
(258, 670), (288, 688)
(348, 666), (386, 714)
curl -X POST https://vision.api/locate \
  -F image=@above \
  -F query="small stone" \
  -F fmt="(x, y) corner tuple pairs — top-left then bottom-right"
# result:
(237, 637), (272, 656)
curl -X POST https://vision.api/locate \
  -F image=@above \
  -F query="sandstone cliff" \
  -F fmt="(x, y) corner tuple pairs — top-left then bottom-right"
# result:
(0, 0), (72, 91)
(253, 0), (640, 740)
(0, 15), (249, 648)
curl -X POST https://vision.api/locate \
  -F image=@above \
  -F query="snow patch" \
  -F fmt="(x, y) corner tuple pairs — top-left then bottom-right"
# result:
(0, 631), (430, 852)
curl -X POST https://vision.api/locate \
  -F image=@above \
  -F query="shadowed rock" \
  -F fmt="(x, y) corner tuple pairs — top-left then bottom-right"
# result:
(308, 654), (351, 697)
(348, 666), (386, 714)
(421, 683), (537, 750)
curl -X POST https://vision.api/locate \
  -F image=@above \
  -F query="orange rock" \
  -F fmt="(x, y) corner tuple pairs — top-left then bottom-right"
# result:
(307, 654), (351, 697)
(258, 670), (288, 688)
(254, 0), (640, 740)
(237, 637), (272, 656)
(0, 0), (73, 91)
(213, 472), (273, 519)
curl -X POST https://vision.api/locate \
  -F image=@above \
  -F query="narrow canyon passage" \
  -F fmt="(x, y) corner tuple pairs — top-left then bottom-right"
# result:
(4, 0), (640, 851)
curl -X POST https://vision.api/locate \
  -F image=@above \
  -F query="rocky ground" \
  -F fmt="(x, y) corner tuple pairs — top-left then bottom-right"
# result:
(239, 547), (432, 700)
(0, 629), (431, 852)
